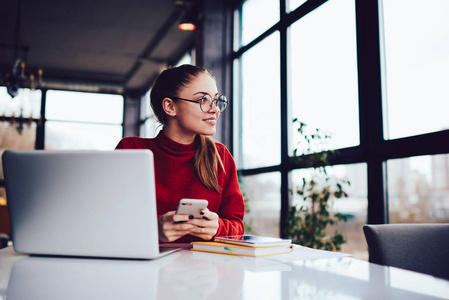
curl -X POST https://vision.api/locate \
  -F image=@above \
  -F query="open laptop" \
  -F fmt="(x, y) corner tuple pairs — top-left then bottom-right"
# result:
(2, 149), (180, 259)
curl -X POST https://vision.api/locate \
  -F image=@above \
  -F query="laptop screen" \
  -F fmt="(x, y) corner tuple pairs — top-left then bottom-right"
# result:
(3, 150), (166, 259)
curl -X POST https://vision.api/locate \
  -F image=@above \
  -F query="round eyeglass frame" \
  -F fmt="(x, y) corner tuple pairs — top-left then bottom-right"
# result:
(171, 94), (228, 113)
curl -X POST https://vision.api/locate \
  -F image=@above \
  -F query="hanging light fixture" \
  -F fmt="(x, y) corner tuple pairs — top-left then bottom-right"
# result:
(0, 0), (43, 98)
(176, 0), (197, 31)
(178, 9), (197, 31)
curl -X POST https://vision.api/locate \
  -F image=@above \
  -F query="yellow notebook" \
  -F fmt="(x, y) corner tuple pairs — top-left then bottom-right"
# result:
(190, 241), (293, 257)
(214, 235), (292, 247)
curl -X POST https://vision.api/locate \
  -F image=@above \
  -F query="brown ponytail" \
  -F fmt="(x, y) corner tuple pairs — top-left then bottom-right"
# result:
(194, 135), (225, 193)
(150, 64), (225, 192)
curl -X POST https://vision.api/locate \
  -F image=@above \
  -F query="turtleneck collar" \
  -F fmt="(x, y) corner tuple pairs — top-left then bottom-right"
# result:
(155, 131), (197, 154)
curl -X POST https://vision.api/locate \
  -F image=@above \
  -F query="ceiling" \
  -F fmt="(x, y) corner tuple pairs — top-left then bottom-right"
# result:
(0, 0), (196, 96)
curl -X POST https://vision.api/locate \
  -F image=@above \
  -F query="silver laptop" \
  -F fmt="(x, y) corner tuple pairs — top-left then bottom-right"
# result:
(2, 150), (180, 259)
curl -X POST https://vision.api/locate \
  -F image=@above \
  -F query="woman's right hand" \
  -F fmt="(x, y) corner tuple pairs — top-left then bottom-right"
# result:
(158, 211), (197, 242)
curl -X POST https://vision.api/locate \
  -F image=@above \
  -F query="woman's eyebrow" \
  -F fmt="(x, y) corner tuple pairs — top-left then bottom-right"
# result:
(193, 91), (219, 97)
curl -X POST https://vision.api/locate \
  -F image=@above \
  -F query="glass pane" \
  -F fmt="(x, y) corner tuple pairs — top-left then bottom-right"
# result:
(0, 87), (41, 118)
(141, 117), (161, 138)
(237, 32), (280, 169)
(291, 163), (368, 260)
(240, 172), (281, 237)
(240, 0), (280, 46)
(0, 121), (37, 180)
(140, 90), (161, 138)
(45, 121), (122, 150)
(140, 90), (151, 120)
(46, 90), (124, 124)
(387, 154), (449, 223)
(290, 0), (359, 153)
(381, 0), (449, 139)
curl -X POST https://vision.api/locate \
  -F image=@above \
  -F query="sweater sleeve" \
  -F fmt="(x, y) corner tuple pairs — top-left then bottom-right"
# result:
(214, 145), (245, 237)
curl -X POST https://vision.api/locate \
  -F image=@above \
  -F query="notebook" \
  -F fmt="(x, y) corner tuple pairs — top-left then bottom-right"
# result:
(2, 149), (180, 259)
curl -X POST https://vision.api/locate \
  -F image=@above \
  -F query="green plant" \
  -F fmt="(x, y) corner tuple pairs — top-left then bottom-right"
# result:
(283, 118), (349, 251)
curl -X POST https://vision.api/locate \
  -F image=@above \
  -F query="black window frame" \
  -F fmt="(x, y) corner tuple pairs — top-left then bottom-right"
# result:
(232, 0), (449, 236)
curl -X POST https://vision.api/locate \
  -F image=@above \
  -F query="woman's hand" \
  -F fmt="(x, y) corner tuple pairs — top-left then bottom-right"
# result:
(158, 211), (198, 242)
(158, 209), (219, 242)
(187, 208), (219, 241)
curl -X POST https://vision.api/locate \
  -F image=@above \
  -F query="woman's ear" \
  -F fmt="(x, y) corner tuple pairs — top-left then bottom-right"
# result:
(162, 98), (177, 117)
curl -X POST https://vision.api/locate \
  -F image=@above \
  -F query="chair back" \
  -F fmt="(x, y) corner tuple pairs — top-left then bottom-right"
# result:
(363, 224), (449, 280)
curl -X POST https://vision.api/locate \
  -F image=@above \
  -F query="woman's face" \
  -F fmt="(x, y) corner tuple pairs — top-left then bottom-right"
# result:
(168, 72), (220, 142)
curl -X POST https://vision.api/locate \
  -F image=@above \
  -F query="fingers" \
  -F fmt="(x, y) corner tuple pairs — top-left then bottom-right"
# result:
(158, 211), (197, 242)
(189, 226), (215, 240)
(159, 224), (195, 242)
(158, 209), (219, 242)
(189, 210), (218, 225)
(160, 211), (188, 223)
(188, 211), (219, 240)
(197, 208), (218, 221)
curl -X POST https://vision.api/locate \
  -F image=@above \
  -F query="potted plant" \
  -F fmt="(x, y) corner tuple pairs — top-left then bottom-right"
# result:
(283, 118), (349, 251)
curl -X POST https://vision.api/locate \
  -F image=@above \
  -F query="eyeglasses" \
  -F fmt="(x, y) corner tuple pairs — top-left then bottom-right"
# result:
(171, 94), (228, 113)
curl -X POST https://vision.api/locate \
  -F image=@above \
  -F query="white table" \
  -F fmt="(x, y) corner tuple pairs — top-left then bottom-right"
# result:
(1, 245), (448, 299)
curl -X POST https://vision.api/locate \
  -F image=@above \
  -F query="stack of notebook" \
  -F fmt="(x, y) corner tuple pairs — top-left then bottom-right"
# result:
(191, 235), (293, 257)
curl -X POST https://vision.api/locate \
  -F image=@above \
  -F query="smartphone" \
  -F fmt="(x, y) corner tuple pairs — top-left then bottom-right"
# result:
(176, 199), (208, 219)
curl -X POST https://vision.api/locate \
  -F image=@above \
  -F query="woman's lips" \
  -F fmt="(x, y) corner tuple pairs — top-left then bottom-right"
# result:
(204, 118), (216, 125)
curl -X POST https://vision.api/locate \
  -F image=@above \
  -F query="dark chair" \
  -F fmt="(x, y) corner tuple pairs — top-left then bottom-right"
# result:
(363, 224), (449, 280)
(0, 233), (9, 249)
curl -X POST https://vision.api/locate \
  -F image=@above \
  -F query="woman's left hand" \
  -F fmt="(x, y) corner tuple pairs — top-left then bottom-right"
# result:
(187, 208), (219, 240)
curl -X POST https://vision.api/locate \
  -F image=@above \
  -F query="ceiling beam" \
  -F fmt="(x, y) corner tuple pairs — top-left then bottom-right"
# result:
(123, 7), (183, 88)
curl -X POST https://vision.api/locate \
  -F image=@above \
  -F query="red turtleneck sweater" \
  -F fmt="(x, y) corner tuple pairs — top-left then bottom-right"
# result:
(115, 132), (245, 243)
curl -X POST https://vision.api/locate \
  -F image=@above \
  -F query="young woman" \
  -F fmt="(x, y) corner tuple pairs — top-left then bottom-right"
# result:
(116, 64), (245, 243)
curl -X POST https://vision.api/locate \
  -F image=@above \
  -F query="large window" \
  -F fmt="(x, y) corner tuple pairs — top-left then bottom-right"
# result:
(232, 0), (449, 261)
(45, 90), (123, 150)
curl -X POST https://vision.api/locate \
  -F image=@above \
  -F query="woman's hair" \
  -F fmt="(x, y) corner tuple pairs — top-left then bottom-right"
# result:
(150, 64), (224, 193)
